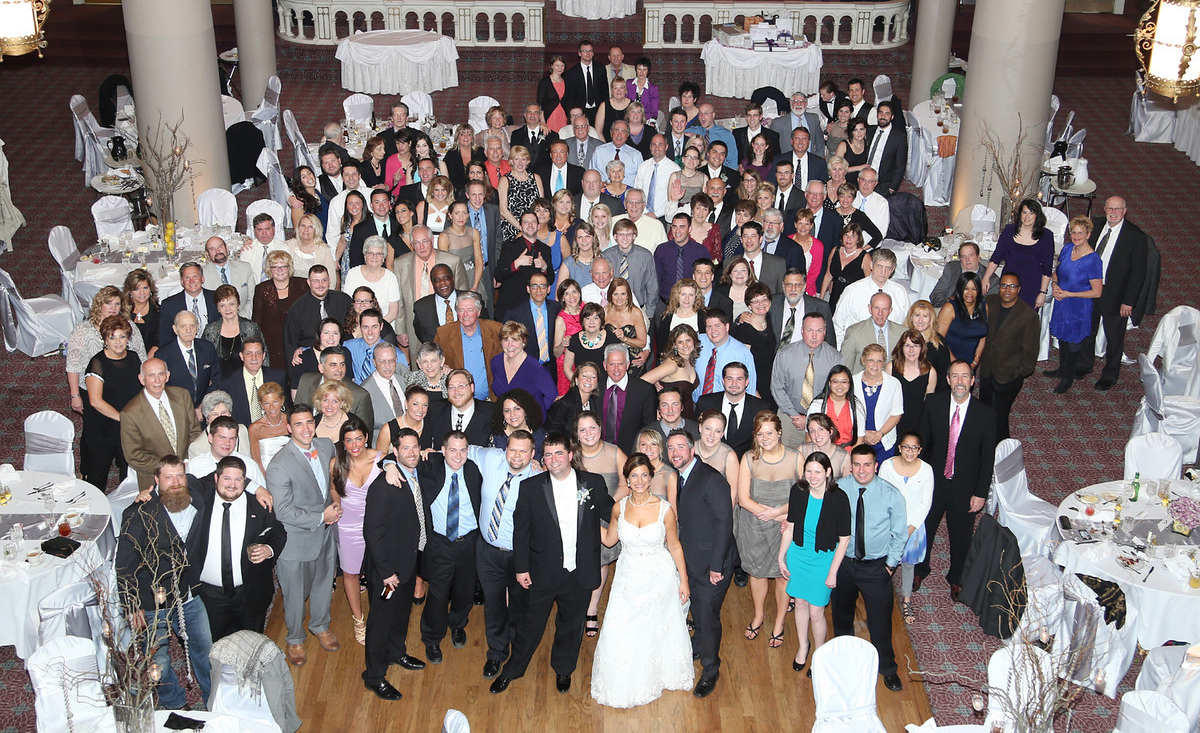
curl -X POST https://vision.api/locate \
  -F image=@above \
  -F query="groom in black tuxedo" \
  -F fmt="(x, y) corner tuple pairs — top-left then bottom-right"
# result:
(490, 433), (614, 695)
(666, 429), (734, 698)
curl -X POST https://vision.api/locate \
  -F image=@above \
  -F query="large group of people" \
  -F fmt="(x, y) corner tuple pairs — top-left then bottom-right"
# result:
(82, 38), (1155, 713)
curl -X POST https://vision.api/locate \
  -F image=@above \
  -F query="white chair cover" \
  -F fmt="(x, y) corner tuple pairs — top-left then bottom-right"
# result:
(47, 226), (85, 318)
(969, 204), (998, 237)
(0, 136), (26, 250)
(91, 195), (133, 239)
(1053, 572), (1139, 699)
(811, 636), (888, 732)
(442, 709), (470, 733)
(282, 110), (318, 170)
(27, 636), (116, 733)
(1043, 207), (1069, 250)
(1008, 554), (1064, 647)
(208, 631), (300, 733)
(1045, 95), (1061, 154)
(1147, 305), (1200, 400)
(24, 410), (75, 475)
(37, 579), (110, 674)
(941, 78), (958, 99)
(342, 93), (375, 123)
(1136, 645), (1188, 691)
(108, 473), (141, 532)
(1125, 432), (1184, 480)
(872, 74), (893, 103)
(198, 188), (239, 228)
(250, 76), (283, 152)
(0, 266), (77, 358)
(1058, 110), (1077, 145)
(401, 91), (434, 125)
(467, 95), (500, 134)
(984, 644), (1056, 730)
(244, 199), (288, 241)
(1139, 646), (1200, 732)
(1114, 690), (1189, 733)
(256, 147), (290, 211)
(1129, 72), (1178, 144)
(70, 94), (117, 186)
(1131, 354), (1200, 464)
(1065, 128), (1087, 159)
(990, 439), (1058, 557)
(903, 111), (931, 189)
(222, 95), (247, 129)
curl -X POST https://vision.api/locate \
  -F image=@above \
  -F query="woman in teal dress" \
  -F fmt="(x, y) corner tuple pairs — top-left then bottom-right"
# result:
(778, 451), (851, 676)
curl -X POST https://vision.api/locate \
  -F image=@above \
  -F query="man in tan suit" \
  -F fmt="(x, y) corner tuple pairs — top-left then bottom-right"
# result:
(120, 358), (203, 491)
(435, 291), (501, 400)
(842, 292), (907, 373)
(393, 226), (468, 358)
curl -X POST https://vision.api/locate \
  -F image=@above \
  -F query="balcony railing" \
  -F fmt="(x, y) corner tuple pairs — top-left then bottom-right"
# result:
(277, 0), (544, 46)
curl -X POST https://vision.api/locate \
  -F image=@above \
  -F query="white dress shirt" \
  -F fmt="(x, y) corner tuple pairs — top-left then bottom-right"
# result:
(144, 390), (175, 434)
(832, 277), (911, 344)
(1095, 220), (1124, 279)
(854, 191), (891, 241)
(199, 491), (247, 588)
(867, 125), (892, 170)
(326, 182), (373, 236)
(187, 450), (266, 493)
(634, 157), (680, 218)
(550, 469), (580, 572)
(450, 402), (475, 432)
(371, 370), (406, 416)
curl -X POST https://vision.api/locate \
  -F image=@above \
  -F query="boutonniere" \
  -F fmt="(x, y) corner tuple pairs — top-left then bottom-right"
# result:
(577, 488), (590, 506)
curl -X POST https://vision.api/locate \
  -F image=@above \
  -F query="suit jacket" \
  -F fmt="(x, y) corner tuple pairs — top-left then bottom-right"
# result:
(770, 111), (826, 156)
(505, 299), (562, 368)
(770, 151), (829, 193)
(842, 319), (907, 371)
(919, 393), (997, 511)
(695, 393), (771, 456)
(765, 235), (808, 275)
(425, 398), (495, 448)
(675, 460), (734, 577)
(116, 482), (207, 611)
(282, 290), (353, 361)
(264, 437), (338, 562)
(708, 200), (736, 240)
(979, 296), (1040, 383)
(748, 252), (786, 295)
(360, 373), (402, 442)
(363, 466), (428, 585)
(187, 473), (287, 615)
(769, 294), (835, 348)
(818, 94), (850, 123)
(394, 251), (470, 351)
(1090, 218), (1148, 316)
(578, 192), (625, 219)
(645, 418), (701, 442)
(928, 261), (995, 308)
(733, 126), (781, 160)
(202, 260), (256, 318)
(494, 237), (555, 316)
(510, 127), (559, 171)
(294, 372), (373, 430)
(158, 289), (218, 347)
(413, 290), (485, 346)
(318, 172), (347, 201)
(159, 337), (218, 407)
(534, 162), (585, 197)
(214, 366), (288, 426)
(436, 318), (503, 388)
(869, 125), (908, 196)
(512, 469), (615, 590)
(812, 207), (841, 273)
(565, 136), (603, 170)
(417, 454), (484, 529)
(563, 63), (608, 118)
(700, 288), (735, 321)
(349, 216), (409, 269)
(468, 202), (504, 275)
(120, 387), (203, 491)
(597, 375), (657, 455)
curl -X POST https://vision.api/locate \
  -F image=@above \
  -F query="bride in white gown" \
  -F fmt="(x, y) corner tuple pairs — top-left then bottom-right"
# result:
(591, 453), (695, 708)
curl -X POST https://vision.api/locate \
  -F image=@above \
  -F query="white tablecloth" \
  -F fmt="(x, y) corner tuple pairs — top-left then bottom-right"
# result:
(155, 710), (282, 733)
(910, 100), (959, 207)
(557, 0), (637, 19)
(700, 40), (823, 100)
(1053, 480), (1200, 648)
(0, 470), (115, 658)
(1173, 100), (1200, 165)
(73, 226), (220, 300)
(335, 30), (459, 96)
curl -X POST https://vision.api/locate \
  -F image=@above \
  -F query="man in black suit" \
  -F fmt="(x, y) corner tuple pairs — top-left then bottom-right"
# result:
(562, 39), (606, 124)
(771, 128), (827, 196)
(362, 427), (431, 700)
(158, 262), (217, 347)
(535, 140), (584, 198)
(666, 430), (733, 697)
(817, 81), (849, 124)
(504, 271), (561, 380)
(425, 370), (496, 448)
(190, 456), (287, 642)
(771, 270), (836, 348)
(769, 161), (806, 218)
(732, 102), (781, 163)
(414, 264), (480, 345)
(865, 101), (907, 196)
(510, 104), (559, 171)
(1077, 196), (1148, 390)
(283, 266), (353, 367)
(490, 432), (615, 694)
(159, 311), (217, 407)
(693, 259), (733, 316)
(316, 149), (345, 200)
(577, 169), (625, 222)
(378, 102), (411, 158)
(213, 337), (287, 426)
(663, 107), (692, 162)
(598, 344), (657, 455)
(695, 362), (769, 457)
(916, 360), (998, 601)
(978, 273), (1040, 439)
(397, 157), (437, 209)
(417, 433), (483, 664)
(494, 211), (554, 317)
(348, 190), (409, 269)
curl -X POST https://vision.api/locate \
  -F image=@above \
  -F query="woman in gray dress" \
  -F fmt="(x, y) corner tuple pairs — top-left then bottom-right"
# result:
(438, 201), (485, 294)
(575, 410), (629, 638)
(736, 411), (803, 649)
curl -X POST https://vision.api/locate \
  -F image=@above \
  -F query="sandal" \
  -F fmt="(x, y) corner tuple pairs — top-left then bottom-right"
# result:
(585, 615), (600, 637)
(787, 598), (796, 613)
(744, 622), (762, 641)
(901, 599), (916, 625)
(353, 614), (367, 645)
(768, 632), (785, 649)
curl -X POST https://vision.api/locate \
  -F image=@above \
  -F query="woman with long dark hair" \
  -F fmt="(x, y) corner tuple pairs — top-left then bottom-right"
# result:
(806, 365), (864, 451)
(288, 165), (326, 230)
(937, 271), (989, 369)
(329, 415), (378, 645)
(983, 198), (1054, 309)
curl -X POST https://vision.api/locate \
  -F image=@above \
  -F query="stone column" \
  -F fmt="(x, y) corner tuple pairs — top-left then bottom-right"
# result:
(949, 0), (1066, 232)
(233, 0), (278, 110)
(124, 0), (230, 226)
(909, 0), (958, 106)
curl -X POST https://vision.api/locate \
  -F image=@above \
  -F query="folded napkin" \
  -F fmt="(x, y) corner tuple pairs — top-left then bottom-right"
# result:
(905, 718), (938, 732)
(51, 481), (77, 500)
(1163, 554), (1196, 583)
(41, 536), (80, 559)
(0, 464), (17, 480)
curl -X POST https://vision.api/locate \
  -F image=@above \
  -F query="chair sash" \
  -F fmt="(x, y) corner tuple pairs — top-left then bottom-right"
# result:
(994, 441), (1024, 484)
(26, 432), (72, 455)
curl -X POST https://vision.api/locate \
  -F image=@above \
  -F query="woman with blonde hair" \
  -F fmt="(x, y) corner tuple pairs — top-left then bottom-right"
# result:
(66, 286), (147, 415)
(604, 277), (648, 369)
(415, 174), (454, 235)
(905, 299), (951, 389)
(498, 145), (544, 241)
(588, 203), (613, 251)
(474, 105), (511, 153)
(313, 380), (354, 444)
(634, 428), (676, 499)
(754, 183), (777, 219)
(651, 280), (702, 361)
(717, 256), (757, 320)
(286, 212), (335, 281)
(254, 249), (309, 368)
(548, 189), (577, 271)
(248, 381), (290, 472)
(559, 223), (596, 287)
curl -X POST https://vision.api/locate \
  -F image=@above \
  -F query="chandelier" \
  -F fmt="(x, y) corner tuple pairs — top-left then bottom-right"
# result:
(1135, 0), (1200, 101)
(0, 0), (49, 61)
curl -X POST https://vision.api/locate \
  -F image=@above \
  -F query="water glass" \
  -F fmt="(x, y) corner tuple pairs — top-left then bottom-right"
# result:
(1, 540), (16, 561)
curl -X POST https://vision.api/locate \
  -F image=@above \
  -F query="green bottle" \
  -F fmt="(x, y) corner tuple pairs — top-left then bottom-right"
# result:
(1131, 472), (1140, 503)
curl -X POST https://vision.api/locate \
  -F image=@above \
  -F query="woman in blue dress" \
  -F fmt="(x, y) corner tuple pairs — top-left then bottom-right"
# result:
(778, 451), (851, 676)
(1046, 215), (1104, 393)
(937, 271), (988, 370)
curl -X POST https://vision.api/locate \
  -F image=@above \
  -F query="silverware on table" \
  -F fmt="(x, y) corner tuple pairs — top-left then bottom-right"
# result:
(1142, 566), (1154, 583)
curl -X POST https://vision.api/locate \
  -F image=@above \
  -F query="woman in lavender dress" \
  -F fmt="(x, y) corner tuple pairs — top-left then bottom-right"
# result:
(330, 416), (380, 645)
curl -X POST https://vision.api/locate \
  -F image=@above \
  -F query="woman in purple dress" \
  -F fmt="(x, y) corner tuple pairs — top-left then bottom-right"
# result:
(983, 198), (1055, 310)
(330, 415), (381, 646)
(490, 320), (558, 414)
(1046, 215), (1104, 393)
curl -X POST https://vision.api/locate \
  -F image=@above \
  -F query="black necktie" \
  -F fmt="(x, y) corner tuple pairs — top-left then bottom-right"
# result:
(455, 413), (464, 432)
(1096, 228), (1112, 256)
(221, 501), (235, 595)
(726, 402), (738, 441)
(855, 488), (867, 560)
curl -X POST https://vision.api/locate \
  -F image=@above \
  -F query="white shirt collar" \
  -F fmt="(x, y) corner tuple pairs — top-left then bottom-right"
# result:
(177, 338), (195, 354)
(608, 374), (629, 391)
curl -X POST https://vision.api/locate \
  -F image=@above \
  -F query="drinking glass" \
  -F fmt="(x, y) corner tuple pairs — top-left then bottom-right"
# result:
(42, 493), (57, 528)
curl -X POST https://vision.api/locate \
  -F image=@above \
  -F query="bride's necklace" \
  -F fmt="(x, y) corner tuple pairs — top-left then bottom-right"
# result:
(629, 492), (653, 507)
(263, 413), (285, 428)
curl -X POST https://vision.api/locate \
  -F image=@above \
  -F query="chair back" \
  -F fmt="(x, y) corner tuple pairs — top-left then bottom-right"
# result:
(209, 631), (301, 733)
(885, 192), (927, 245)
(256, 148), (290, 210)
(904, 111), (930, 188)
(441, 709), (470, 733)
(262, 75), (281, 109)
(48, 226), (80, 268)
(0, 266), (77, 357)
(1008, 554), (1064, 646)
(990, 439), (1058, 557)
(1125, 432), (1183, 479)
(343, 93), (375, 123)
(1066, 128), (1087, 159)
(250, 76), (283, 152)
(401, 91), (434, 125)
(1054, 573), (1139, 698)
(91, 196), (133, 239)
(283, 110), (318, 170)
(108, 474), (141, 532)
(245, 199), (289, 240)
(467, 96), (499, 134)
(198, 188), (239, 228)
(873, 74), (893, 103)
(1138, 354), (1167, 422)
(984, 644), (1055, 730)
(1042, 207), (1069, 250)
(1148, 305), (1200, 399)
(222, 94), (247, 129)
(37, 579), (110, 675)
(24, 410), (75, 475)
(1135, 645), (1189, 692)
(811, 636), (887, 732)
(27, 636), (115, 733)
(1114, 690), (1189, 733)
(969, 204), (997, 237)
(1045, 94), (1061, 151)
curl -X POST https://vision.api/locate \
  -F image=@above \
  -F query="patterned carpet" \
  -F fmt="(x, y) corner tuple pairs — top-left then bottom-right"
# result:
(0, 17), (1198, 733)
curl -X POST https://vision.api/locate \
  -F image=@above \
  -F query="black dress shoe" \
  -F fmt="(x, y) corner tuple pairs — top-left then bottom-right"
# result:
(733, 569), (749, 588)
(883, 673), (903, 691)
(1096, 377), (1117, 391)
(1042, 367), (1062, 378)
(394, 655), (426, 671)
(556, 674), (571, 693)
(451, 628), (467, 648)
(911, 574), (924, 593)
(365, 680), (402, 700)
(693, 674), (718, 698)
(1053, 378), (1073, 394)
(489, 676), (512, 694)
(950, 584), (962, 603)
(483, 659), (502, 678)
(1075, 368), (1093, 379)
(474, 587), (485, 606)
(425, 644), (443, 664)
(792, 659), (806, 672)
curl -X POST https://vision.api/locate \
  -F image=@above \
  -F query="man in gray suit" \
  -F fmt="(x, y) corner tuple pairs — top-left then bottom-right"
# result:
(294, 346), (374, 430)
(266, 404), (341, 667)
(466, 181), (502, 310)
(564, 115), (602, 170)
(394, 226), (469, 355)
(739, 222), (786, 295)
(360, 342), (407, 443)
(773, 312), (843, 448)
(842, 293), (907, 373)
(928, 241), (997, 308)
(202, 237), (256, 317)
(769, 92), (825, 157)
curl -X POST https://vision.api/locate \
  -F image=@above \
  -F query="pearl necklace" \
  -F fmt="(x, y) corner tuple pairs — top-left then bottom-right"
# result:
(629, 492), (653, 507)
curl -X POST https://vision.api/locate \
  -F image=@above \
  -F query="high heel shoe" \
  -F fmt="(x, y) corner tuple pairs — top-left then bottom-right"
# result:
(353, 614), (366, 645)
(793, 646), (809, 672)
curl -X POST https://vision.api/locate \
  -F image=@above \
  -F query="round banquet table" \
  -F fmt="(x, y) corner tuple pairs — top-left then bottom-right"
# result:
(556, 0), (637, 19)
(1052, 479), (1200, 647)
(700, 40), (823, 100)
(0, 470), (116, 659)
(335, 30), (459, 96)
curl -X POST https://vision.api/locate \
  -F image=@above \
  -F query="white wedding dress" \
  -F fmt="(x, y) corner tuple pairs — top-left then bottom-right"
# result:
(590, 497), (695, 708)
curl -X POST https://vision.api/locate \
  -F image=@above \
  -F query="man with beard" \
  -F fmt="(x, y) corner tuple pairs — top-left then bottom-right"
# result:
(202, 237), (255, 317)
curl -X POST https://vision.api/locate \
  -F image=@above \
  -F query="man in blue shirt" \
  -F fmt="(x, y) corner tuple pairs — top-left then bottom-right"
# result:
(468, 432), (539, 678)
(685, 102), (739, 163)
(344, 309), (408, 384)
(693, 309), (757, 403)
(653, 213), (710, 303)
(504, 271), (561, 380)
(833, 445), (908, 692)
(589, 120), (644, 186)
